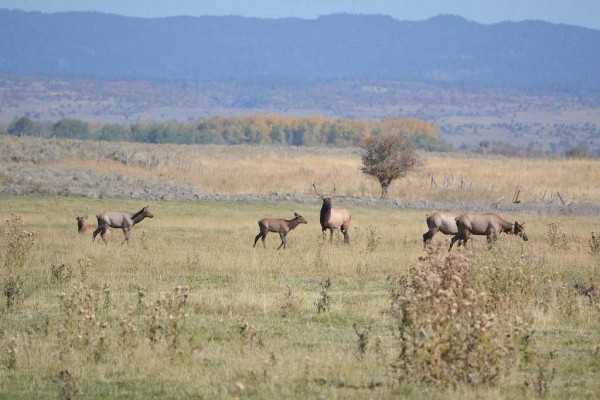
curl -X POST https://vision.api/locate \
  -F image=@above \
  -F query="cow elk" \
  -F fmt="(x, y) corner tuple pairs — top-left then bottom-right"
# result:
(313, 181), (351, 244)
(253, 212), (308, 250)
(93, 205), (154, 245)
(423, 210), (461, 245)
(449, 213), (528, 251)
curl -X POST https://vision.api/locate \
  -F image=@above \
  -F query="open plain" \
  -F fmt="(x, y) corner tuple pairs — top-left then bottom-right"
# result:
(0, 135), (599, 399)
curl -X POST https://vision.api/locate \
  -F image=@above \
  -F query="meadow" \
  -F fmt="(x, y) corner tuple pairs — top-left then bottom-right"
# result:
(2, 135), (600, 204)
(0, 136), (599, 399)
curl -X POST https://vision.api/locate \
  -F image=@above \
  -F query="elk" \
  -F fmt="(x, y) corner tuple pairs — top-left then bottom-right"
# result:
(74, 211), (113, 238)
(93, 205), (153, 244)
(253, 212), (308, 250)
(312, 181), (351, 244)
(74, 212), (96, 235)
(423, 210), (461, 245)
(449, 213), (528, 251)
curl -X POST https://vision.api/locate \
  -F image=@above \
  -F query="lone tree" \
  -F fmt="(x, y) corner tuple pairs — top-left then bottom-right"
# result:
(359, 134), (421, 199)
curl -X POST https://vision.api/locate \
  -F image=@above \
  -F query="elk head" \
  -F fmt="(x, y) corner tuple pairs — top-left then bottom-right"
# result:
(513, 221), (528, 241)
(293, 212), (308, 225)
(72, 210), (90, 231)
(312, 179), (337, 205)
(141, 205), (154, 219)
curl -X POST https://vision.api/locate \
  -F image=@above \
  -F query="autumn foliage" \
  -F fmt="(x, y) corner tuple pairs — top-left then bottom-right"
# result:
(7, 114), (441, 147)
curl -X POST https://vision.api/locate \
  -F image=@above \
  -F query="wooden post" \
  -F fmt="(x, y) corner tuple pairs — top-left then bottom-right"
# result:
(512, 187), (521, 203)
(557, 191), (566, 206)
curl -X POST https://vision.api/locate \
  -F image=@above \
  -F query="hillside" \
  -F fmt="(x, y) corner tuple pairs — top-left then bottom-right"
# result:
(1, 10), (599, 92)
(2, 10), (600, 155)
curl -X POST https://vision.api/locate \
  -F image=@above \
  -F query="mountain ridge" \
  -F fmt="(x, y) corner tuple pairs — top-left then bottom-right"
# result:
(1, 9), (599, 92)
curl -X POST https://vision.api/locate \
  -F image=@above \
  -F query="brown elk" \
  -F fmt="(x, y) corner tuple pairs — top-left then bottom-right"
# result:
(74, 211), (113, 238)
(449, 213), (528, 251)
(253, 212), (308, 250)
(423, 210), (461, 245)
(312, 181), (351, 244)
(93, 205), (153, 244)
(74, 212), (96, 234)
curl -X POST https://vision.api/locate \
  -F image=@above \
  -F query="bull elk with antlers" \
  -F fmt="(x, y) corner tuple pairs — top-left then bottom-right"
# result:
(313, 181), (351, 244)
(93, 205), (153, 244)
(253, 212), (308, 250)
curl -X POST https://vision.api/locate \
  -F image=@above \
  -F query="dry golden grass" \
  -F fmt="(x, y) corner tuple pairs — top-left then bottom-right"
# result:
(2, 135), (600, 204)
(1, 136), (600, 398)
(420, 155), (600, 203)
(77, 143), (600, 202)
(137, 147), (600, 203)
(0, 194), (598, 399)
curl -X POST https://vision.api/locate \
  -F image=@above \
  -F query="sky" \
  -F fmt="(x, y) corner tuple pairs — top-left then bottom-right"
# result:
(1, 0), (599, 30)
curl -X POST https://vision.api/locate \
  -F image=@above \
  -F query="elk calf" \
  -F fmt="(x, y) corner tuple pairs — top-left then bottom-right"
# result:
(313, 182), (351, 244)
(449, 212), (528, 251)
(74, 212), (96, 235)
(93, 205), (153, 245)
(423, 210), (461, 245)
(74, 211), (113, 238)
(253, 212), (307, 250)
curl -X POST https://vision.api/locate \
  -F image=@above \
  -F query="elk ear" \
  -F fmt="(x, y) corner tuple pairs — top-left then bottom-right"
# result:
(294, 212), (299, 217)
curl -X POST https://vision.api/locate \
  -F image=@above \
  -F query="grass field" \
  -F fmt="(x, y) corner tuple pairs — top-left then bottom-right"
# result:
(1, 194), (599, 399)
(2, 135), (600, 205)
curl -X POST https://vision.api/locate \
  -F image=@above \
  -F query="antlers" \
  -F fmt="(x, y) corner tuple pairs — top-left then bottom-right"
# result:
(330, 174), (337, 197)
(312, 175), (337, 199)
(312, 182), (324, 199)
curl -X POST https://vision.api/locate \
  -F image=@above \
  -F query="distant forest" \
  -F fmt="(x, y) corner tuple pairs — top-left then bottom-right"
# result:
(4, 114), (450, 150)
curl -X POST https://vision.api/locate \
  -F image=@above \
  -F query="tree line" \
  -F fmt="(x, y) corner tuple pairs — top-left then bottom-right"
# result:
(4, 114), (450, 151)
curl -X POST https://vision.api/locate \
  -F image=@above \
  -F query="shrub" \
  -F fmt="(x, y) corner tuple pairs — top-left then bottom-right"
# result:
(565, 145), (593, 159)
(546, 221), (580, 251)
(315, 277), (331, 313)
(1, 214), (37, 310)
(390, 244), (533, 387)
(589, 232), (600, 255)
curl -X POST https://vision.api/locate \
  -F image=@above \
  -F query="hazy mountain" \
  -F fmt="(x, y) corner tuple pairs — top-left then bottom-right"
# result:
(1, 9), (599, 92)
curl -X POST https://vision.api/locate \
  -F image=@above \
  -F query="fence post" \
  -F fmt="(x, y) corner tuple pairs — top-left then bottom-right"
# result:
(557, 191), (566, 206)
